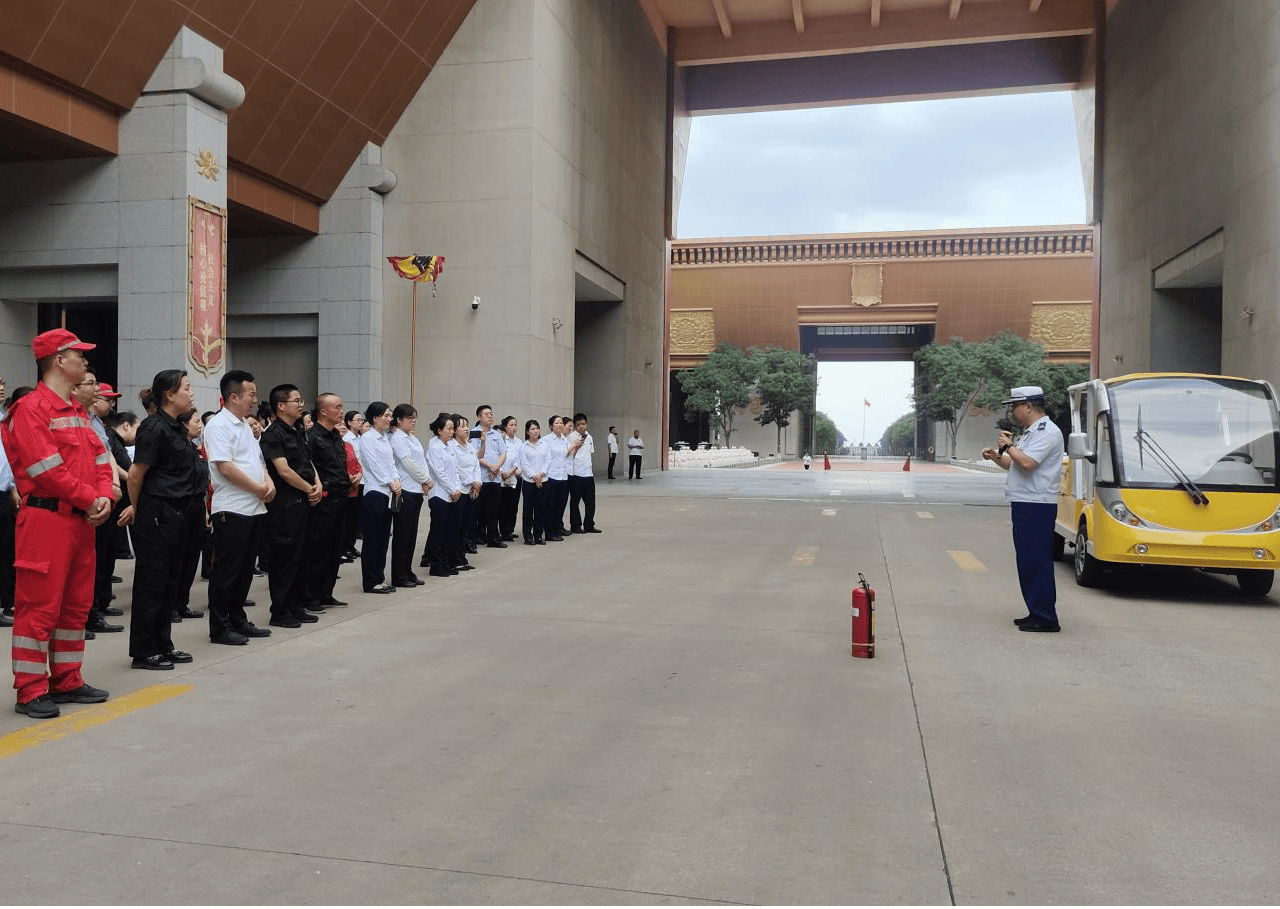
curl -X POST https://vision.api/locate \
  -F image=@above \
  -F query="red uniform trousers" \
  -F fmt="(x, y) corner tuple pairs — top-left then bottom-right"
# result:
(11, 505), (94, 703)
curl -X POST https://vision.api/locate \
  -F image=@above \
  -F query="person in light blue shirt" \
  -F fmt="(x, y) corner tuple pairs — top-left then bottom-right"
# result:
(518, 419), (549, 545)
(498, 416), (522, 541)
(357, 402), (401, 595)
(423, 412), (462, 577)
(469, 405), (507, 548)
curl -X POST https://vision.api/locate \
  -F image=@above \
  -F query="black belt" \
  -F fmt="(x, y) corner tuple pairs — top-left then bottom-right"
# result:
(25, 495), (87, 517)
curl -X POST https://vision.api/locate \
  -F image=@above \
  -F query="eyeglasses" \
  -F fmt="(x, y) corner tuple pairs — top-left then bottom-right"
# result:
(75, 381), (98, 387)
(285, 397), (304, 405)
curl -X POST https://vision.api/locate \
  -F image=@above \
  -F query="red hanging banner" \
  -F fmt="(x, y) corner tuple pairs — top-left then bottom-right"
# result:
(188, 198), (227, 375)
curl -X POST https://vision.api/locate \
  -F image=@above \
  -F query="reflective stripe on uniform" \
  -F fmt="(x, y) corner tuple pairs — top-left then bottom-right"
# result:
(26, 453), (64, 477)
(51, 628), (85, 642)
(48, 416), (88, 430)
(50, 651), (81, 664)
(12, 660), (48, 674)
(11, 635), (48, 652)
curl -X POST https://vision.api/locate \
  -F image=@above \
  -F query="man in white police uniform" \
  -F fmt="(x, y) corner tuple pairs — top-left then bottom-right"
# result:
(982, 385), (1065, 632)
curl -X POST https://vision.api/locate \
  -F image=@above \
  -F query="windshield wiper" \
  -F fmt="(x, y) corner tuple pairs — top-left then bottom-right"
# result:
(1134, 426), (1210, 505)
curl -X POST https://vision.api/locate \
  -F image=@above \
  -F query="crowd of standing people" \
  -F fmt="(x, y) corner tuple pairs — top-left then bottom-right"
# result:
(0, 329), (627, 720)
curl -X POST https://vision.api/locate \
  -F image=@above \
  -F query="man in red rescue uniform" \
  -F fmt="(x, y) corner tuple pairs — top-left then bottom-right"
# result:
(1, 329), (116, 719)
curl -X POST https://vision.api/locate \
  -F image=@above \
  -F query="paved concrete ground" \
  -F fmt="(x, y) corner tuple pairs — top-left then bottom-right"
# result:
(2, 465), (1280, 904)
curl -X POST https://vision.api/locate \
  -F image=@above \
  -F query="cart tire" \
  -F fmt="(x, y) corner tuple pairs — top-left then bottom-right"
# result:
(1236, 569), (1274, 597)
(1074, 525), (1104, 588)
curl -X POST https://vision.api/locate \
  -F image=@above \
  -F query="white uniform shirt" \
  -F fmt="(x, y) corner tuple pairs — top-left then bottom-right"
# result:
(427, 435), (461, 502)
(452, 437), (480, 487)
(501, 434), (521, 488)
(343, 430), (364, 470)
(390, 428), (430, 488)
(628, 435), (644, 453)
(519, 438), (549, 482)
(607, 432), (618, 455)
(469, 426), (506, 485)
(544, 433), (569, 481)
(360, 427), (398, 497)
(204, 408), (267, 516)
(567, 430), (594, 478)
(1005, 416), (1065, 504)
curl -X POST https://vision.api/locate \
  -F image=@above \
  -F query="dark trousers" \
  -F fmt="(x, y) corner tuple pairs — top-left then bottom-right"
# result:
(547, 479), (569, 534)
(1012, 501), (1059, 624)
(521, 481), (545, 540)
(0, 495), (15, 614)
(464, 489), (480, 546)
(265, 492), (310, 621)
(447, 498), (467, 565)
(342, 488), (362, 554)
(305, 493), (347, 604)
(176, 517), (207, 612)
(208, 511), (260, 638)
(359, 491), (392, 590)
(500, 480), (521, 538)
(607, 452), (617, 479)
(91, 512), (117, 622)
(425, 496), (451, 568)
(391, 491), (423, 584)
(568, 475), (596, 532)
(629, 454), (642, 478)
(130, 496), (203, 659)
(478, 482), (502, 543)
(200, 523), (214, 579)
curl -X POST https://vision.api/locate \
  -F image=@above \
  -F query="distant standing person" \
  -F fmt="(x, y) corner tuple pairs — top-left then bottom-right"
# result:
(606, 426), (618, 480)
(981, 385), (1065, 633)
(627, 429), (644, 479)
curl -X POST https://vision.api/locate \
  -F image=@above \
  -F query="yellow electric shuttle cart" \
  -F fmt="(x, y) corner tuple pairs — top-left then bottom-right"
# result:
(1057, 373), (1280, 596)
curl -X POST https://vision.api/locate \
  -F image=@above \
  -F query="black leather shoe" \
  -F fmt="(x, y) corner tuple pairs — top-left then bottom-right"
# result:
(546, 535), (564, 542)
(524, 536), (535, 545)
(1013, 615), (1034, 626)
(177, 607), (203, 619)
(293, 612), (320, 623)
(392, 577), (416, 588)
(252, 569), (265, 577)
(320, 597), (348, 608)
(104, 606), (124, 616)
(109, 575), (123, 583)
(236, 624), (272, 637)
(487, 541), (508, 549)
(584, 527), (602, 534)
(85, 630), (96, 640)
(164, 650), (194, 663)
(503, 534), (517, 542)
(170, 610), (182, 622)
(15, 694), (60, 718)
(465, 544), (478, 555)
(132, 654), (174, 670)
(86, 617), (123, 633)
(243, 599), (256, 609)
(49, 683), (109, 704)
(1018, 619), (1061, 633)
(304, 602), (327, 613)
(535, 537), (546, 545)
(419, 558), (431, 568)
(428, 566), (453, 577)
(268, 617), (301, 629)
(364, 584), (395, 594)
(457, 564), (476, 571)
(211, 631), (249, 645)
(0, 612), (12, 628)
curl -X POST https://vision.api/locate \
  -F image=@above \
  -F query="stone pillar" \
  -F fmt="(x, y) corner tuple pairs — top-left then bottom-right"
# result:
(116, 27), (243, 412)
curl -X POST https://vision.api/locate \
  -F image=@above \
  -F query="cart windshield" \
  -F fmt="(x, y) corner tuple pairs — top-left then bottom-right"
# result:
(1109, 377), (1280, 490)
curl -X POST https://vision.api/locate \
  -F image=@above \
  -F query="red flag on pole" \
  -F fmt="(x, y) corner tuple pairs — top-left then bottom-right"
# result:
(864, 399), (871, 407)
(387, 254), (445, 282)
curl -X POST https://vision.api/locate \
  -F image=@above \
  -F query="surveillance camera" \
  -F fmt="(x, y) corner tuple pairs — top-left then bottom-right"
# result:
(471, 296), (482, 310)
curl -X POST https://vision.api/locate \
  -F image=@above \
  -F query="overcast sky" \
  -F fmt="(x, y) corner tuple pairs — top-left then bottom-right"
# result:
(676, 91), (1087, 445)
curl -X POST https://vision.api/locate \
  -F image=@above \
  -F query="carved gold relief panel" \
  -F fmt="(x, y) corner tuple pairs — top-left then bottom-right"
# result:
(851, 263), (883, 307)
(1029, 301), (1091, 351)
(670, 309), (716, 356)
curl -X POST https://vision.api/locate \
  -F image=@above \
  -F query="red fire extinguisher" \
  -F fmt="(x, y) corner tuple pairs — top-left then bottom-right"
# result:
(851, 573), (875, 659)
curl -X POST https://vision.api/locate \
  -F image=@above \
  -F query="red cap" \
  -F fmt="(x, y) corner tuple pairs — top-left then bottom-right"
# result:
(33, 328), (95, 360)
(96, 382), (122, 399)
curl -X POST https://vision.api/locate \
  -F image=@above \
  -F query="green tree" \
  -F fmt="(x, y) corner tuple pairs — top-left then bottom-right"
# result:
(814, 411), (838, 454)
(914, 331), (1089, 458)
(749, 345), (816, 454)
(879, 412), (917, 455)
(677, 342), (754, 447)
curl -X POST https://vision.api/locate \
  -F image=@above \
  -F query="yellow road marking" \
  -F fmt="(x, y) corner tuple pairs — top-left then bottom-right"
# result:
(792, 546), (818, 566)
(0, 683), (191, 761)
(917, 511), (934, 519)
(947, 550), (988, 572)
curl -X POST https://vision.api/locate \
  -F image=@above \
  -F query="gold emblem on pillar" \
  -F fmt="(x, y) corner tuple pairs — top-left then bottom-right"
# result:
(195, 149), (221, 181)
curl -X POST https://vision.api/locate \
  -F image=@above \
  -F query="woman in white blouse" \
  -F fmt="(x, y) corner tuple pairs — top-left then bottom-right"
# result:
(498, 415), (521, 542)
(543, 415), (570, 541)
(423, 412), (462, 577)
(519, 419), (549, 544)
(357, 402), (401, 594)
(389, 403), (432, 589)
(449, 414), (481, 570)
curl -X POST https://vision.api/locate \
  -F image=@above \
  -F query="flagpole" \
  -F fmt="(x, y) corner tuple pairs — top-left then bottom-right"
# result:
(410, 280), (419, 403)
(862, 405), (866, 447)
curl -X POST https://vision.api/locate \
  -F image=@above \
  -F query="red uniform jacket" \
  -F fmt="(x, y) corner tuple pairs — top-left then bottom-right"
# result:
(1, 382), (114, 510)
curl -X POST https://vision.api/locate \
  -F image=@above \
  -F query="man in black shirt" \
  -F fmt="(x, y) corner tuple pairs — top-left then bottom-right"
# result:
(260, 384), (323, 629)
(304, 393), (351, 610)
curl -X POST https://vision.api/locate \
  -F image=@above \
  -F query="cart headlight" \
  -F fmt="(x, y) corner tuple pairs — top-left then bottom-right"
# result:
(1110, 502), (1145, 526)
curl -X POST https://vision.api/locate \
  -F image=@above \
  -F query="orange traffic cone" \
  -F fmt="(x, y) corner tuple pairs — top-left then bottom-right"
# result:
(902, 454), (911, 472)
(823, 453), (831, 470)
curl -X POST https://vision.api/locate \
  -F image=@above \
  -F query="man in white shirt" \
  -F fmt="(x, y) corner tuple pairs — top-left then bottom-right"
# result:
(982, 385), (1066, 633)
(567, 412), (601, 534)
(470, 404), (507, 548)
(204, 370), (276, 645)
(627, 429), (644, 479)
(606, 426), (619, 480)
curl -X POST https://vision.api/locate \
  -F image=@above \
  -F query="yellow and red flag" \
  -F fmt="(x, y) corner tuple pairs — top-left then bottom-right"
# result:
(387, 254), (445, 282)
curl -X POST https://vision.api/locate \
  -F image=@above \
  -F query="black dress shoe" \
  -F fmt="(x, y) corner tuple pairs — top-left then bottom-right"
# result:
(252, 569), (265, 577)
(211, 631), (249, 645)
(546, 535), (564, 542)
(235, 624), (272, 637)
(50, 683), (109, 704)
(419, 557), (431, 568)
(109, 575), (123, 584)
(320, 597), (348, 608)
(293, 612), (320, 623)
(132, 654), (174, 670)
(104, 606), (123, 616)
(269, 617), (301, 629)
(524, 536), (535, 545)
(86, 616), (124, 633)
(177, 607), (204, 619)
(583, 527), (602, 533)
(457, 564), (476, 571)
(15, 694), (60, 718)
(392, 577), (416, 588)
(1018, 619), (1061, 633)
(1013, 615), (1034, 626)
(535, 537), (546, 545)
(364, 584), (395, 594)
(164, 650), (194, 663)
(0, 612), (12, 628)
(503, 534), (517, 542)
(303, 602), (327, 613)
(243, 599), (256, 609)
(84, 630), (95, 640)
(170, 610), (182, 622)
(428, 566), (453, 577)
(465, 544), (478, 555)
(487, 541), (508, 549)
